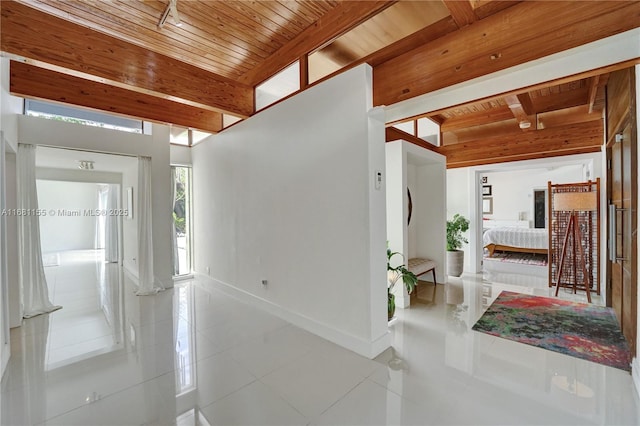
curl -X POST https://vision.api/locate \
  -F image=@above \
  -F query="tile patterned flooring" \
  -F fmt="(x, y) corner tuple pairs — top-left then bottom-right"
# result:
(1, 250), (638, 425)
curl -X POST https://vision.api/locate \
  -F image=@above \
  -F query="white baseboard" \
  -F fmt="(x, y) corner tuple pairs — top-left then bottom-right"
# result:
(632, 357), (640, 399)
(194, 273), (390, 359)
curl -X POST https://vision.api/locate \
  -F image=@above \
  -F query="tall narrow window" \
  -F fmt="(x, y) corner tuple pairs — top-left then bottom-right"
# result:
(171, 166), (192, 276)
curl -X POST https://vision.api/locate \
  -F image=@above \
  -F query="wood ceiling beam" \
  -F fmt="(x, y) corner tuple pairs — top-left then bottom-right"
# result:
(587, 75), (600, 114)
(472, 1), (522, 20)
(537, 105), (602, 130)
(443, 1), (477, 28)
(439, 106), (514, 132)
(240, 0), (396, 86)
(516, 93), (534, 115)
(440, 120), (603, 168)
(373, 1), (640, 108)
(10, 61), (223, 133)
(0, 1), (253, 117)
(385, 127), (439, 153)
(504, 94), (533, 131)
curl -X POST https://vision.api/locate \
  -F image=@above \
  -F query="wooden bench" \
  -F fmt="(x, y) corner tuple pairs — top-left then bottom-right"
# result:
(407, 258), (437, 301)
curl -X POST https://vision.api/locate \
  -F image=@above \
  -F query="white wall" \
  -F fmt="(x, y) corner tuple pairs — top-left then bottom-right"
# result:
(36, 180), (99, 253)
(17, 116), (172, 289)
(0, 134), (10, 377)
(192, 64), (389, 358)
(482, 164), (584, 224)
(0, 58), (22, 152)
(170, 145), (192, 166)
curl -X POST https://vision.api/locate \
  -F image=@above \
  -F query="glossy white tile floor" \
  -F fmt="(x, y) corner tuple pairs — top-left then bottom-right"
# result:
(1, 250), (639, 425)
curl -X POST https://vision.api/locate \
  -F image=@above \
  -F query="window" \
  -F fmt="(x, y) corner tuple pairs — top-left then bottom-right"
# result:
(255, 61), (300, 111)
(170, 125), (212, 146)
(25, 99), (144, 134)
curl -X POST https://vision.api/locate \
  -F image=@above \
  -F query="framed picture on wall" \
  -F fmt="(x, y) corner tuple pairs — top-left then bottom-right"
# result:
(482, 185), (492, 196)
(483, 197), (493, 214)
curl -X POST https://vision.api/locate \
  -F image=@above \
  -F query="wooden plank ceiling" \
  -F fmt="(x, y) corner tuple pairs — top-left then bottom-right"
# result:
(1, 0), (639, 166)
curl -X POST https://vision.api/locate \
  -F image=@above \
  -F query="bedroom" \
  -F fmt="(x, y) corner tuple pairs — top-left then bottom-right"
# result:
(476, 159), (601, 303)
(446, 151), (603, 301)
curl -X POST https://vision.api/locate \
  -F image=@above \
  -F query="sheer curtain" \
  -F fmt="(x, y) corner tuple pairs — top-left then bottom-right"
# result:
(104, 184), (119, 263)
(136, 156), (163, 295)
(95, 184), (118, 262)
(170, 167), (179, 275)
(17, 144), (61, 318)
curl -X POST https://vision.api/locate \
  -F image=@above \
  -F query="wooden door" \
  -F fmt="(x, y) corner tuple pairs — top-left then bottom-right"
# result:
(607, 68), (637, 353)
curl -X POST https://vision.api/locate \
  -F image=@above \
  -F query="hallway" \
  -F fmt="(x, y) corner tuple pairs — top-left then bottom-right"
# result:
(1, 253), (639, 425)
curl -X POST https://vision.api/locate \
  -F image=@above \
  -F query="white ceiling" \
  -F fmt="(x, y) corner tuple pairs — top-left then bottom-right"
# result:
(36, 146), (137, 173)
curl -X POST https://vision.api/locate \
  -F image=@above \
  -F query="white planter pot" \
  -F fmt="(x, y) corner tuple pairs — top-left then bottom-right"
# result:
(447, 250), (464, 277)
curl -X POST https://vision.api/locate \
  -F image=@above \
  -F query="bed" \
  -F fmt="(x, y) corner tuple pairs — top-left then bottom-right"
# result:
(483, 224), (548, 257)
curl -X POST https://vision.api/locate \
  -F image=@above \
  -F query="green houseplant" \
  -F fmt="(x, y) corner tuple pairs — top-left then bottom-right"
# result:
(387, 248), (418, 320)
(446, 214), (470, 277)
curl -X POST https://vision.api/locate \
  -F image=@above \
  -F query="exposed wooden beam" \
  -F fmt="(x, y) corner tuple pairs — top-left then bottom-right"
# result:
(240, 1), (396, 86)
(472, 1), (522, 20)
(516, 93), (535, 115)
(385, 127), (439, 153)
(0, 1), (253, 117)
(587, 75), (600, 114)
(440, 121), (603, 168)
(443, 1), (477, 28)
(537, 105), (602, 129)
(10, 61), (223, 133)
(374, 1), (640, 107)
(504, 94), (533, 131)
(439, 106), (514, 132)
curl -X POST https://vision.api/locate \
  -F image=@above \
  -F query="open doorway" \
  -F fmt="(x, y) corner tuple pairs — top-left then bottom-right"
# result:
(171, 166), (192, 277)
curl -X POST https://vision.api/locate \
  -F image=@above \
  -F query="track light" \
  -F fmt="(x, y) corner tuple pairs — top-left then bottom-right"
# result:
(158, 0), (181, 29)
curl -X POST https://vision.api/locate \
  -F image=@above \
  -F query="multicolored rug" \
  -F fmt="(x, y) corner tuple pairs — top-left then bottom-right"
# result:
(472, 291), (631, 371)
(484, 252), (548, 266)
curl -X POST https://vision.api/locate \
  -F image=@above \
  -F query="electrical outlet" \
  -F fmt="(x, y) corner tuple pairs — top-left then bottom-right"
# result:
(261, 279), (268, 286)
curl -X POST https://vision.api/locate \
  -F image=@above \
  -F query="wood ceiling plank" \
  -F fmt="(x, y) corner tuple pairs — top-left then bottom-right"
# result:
(1, 1), (254, 117)
(120, 1), (271, 62)
(439, 105), (514, 131)
(32, 0), (255, 78)
(373, 1), (640, 107)
(537, 105), (601, 129)
(443, 0), (477, 28)
(11, 61), (223, 133)
(440, 120), (604, 168)
(530, 86), (589, 113)
(240, 0), (396, 86)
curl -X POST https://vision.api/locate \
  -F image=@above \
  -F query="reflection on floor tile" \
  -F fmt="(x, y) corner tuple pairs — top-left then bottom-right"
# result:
(1, 249), (639, 425)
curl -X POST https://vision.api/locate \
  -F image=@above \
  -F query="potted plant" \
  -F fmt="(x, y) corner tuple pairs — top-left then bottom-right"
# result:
(387, 248), (418, 320)
(446, 214), (470, 277)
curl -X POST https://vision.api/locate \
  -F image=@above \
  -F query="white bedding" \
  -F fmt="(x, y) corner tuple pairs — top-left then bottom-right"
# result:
(483, 227), (548, 250)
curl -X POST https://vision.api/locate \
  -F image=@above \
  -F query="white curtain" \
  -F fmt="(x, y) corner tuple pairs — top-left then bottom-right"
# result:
(104, 184), (119, 263)
(170, 167), (179, 275)
(17, 144), (61, 318)
(136, 156), (163, 295)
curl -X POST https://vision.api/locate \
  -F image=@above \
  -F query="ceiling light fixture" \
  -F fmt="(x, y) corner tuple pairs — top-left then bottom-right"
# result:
(519, 121), (532, 129)
(158, 0), (181, 29)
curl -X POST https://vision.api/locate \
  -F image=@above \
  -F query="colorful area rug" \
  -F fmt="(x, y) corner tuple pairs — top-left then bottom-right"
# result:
(472, 291), (631, 371)
(484, 252), (548, 266)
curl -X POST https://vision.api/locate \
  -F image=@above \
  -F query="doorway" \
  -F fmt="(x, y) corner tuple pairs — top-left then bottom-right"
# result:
(171, 166), (192, 277)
